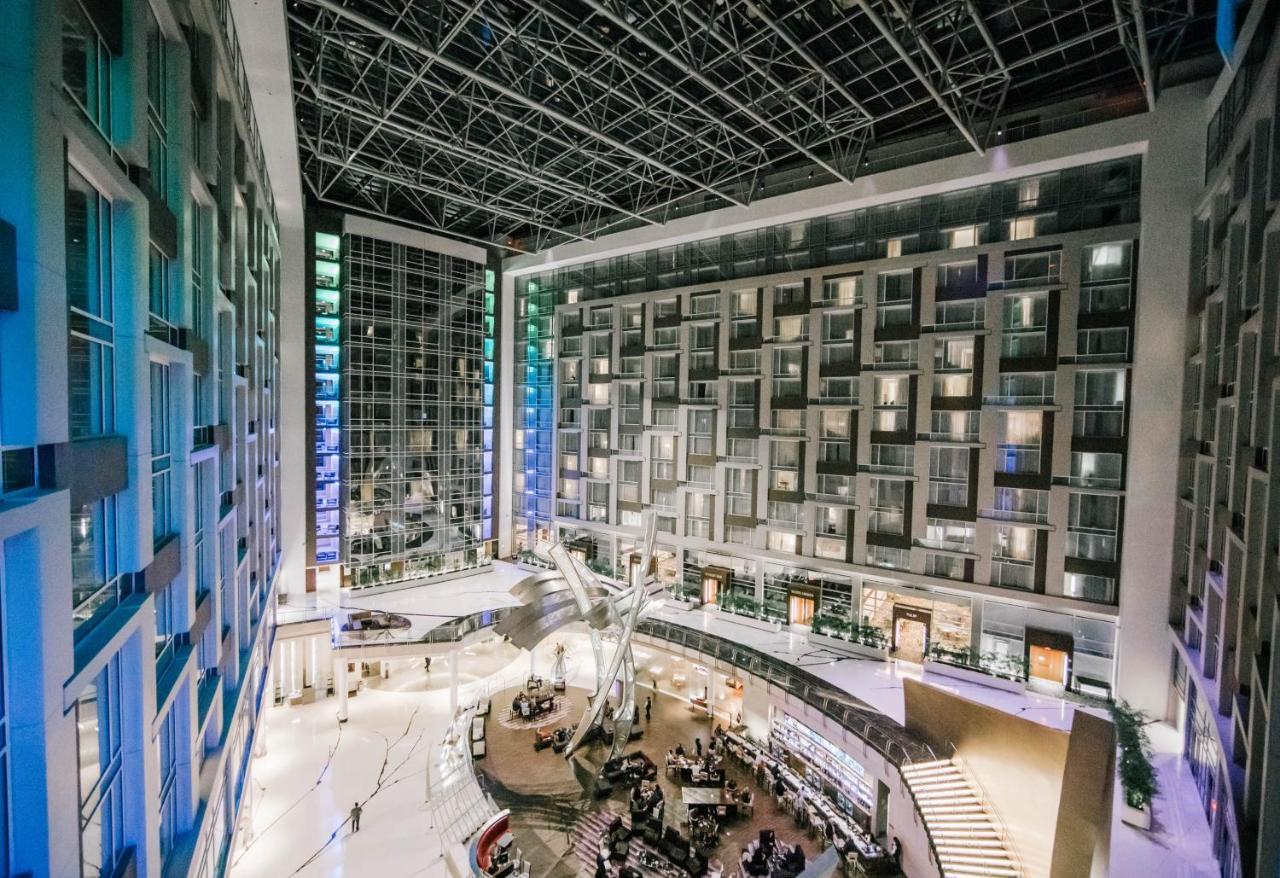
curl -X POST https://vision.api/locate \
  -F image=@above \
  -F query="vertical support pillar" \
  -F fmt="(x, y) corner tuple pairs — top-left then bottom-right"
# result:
(335, 657), (349, 723)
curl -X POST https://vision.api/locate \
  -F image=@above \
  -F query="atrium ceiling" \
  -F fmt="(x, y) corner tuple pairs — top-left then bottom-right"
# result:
(287, 0), (1212, 254)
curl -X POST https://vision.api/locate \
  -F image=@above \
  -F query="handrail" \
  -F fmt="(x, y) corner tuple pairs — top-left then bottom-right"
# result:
(634, 617), (934, 766)
(334, 606), (516, 650)
(940, 742), (1023, 878)
(901, 740), (1025, 878)
(898, 755), (948, 878)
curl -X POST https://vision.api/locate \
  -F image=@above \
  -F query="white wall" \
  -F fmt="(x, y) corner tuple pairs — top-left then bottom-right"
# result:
(1118, 80), (1213, 716)
(233, 0), (308, 596)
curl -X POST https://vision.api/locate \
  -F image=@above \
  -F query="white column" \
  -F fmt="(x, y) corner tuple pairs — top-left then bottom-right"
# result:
(335, 658), (349, 723)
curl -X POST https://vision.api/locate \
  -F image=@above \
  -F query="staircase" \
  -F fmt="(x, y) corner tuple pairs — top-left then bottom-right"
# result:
(901, 759), (1020, 878)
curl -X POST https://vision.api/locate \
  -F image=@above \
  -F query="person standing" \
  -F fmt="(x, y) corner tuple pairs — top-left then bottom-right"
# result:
(694, 736), (702, 757)
(890, 837), (902, 868)
(350, 801), (363, 832)
(644, 695), (652, 723)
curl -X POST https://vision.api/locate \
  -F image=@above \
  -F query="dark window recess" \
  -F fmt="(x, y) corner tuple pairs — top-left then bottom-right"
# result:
(1, 448), (36, 493)
(0, 218), (17, 311)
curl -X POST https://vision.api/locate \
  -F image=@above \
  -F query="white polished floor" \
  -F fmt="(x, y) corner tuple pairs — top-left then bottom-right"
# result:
(235, 564), (1216, 877)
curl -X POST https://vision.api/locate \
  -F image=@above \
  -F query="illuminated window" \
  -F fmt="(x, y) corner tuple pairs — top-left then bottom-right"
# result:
(1009, 216), (1038, 241)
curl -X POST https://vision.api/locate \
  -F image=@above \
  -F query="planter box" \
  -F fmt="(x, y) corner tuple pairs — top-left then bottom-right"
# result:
(1120, 801), (1152, 830)
(923, 658), (1025, 693)
(516, 561), (554, 575)
(807, 631), (890, 661)
(664, 596), (698, 611)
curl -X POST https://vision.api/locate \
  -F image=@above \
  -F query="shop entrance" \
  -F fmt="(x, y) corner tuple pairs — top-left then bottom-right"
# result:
(787, 585), (818, 627)
(892, 606), (932, 663)
(788, 594), (815, 627)
(701, 566), (730, 606)
(1027, 628), (1074, 687)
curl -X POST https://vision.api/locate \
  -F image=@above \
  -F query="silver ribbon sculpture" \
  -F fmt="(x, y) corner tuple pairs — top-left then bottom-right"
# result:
(498, 512), (663, 763)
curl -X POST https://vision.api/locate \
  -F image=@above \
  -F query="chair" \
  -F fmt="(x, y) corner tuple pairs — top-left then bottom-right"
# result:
(643, 819), (663, 846)
(687, 852), (708, 877)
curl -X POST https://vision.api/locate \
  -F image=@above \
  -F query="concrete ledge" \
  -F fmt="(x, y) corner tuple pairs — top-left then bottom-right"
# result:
(807, 631), (890, 661)
(923, 658), (1025, 693)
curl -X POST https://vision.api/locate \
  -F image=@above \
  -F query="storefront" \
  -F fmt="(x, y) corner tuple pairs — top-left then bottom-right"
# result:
(762, 566), (855, 627)
(860, 585), (973, 664)
(685, 550), (757, 609)
(770, 713), (885, 834)
(979, 601), (1116, 695)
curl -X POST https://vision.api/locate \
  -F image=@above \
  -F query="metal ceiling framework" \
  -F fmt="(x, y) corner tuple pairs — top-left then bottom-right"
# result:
(287, 0), (1208, 254)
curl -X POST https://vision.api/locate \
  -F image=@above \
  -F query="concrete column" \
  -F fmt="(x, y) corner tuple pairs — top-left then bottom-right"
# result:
(969, 598), (984, 652)
(335, 658), (349, 723)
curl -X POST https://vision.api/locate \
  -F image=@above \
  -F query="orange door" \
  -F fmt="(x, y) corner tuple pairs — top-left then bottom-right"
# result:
(1029, 645), (1069, 685)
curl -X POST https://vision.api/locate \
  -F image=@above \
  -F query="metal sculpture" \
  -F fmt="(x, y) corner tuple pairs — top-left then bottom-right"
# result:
(497, 512), (663, 763)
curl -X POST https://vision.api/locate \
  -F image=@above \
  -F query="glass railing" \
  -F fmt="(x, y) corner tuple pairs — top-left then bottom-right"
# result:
(634, 618), (934, 766)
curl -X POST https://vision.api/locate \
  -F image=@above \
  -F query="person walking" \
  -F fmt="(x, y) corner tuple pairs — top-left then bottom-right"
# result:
(644, 695), (652, 723)
(350, 801), (363, 832)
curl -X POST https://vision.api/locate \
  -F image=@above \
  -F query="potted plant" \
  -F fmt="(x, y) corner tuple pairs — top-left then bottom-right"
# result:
(1112, 700), (1158, 829)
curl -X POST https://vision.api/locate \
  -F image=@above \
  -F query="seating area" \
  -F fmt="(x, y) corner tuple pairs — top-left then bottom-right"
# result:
(481, 686), (890, 878)
(509, 683), (557, 723)
(722, 731), (898, 876)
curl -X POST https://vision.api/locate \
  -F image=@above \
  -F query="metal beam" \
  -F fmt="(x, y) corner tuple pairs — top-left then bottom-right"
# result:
(316, 195), (533, 255)
(325, 3), (483, 186)
(873, 0), (985, 154)
(306, 86), (664, 229)
(577, 0), (860, 184)
(738, 0), (876, 130)
(1126, 0), (1158, 111)
(308, 152), (595, 244)
(455, 0), (771, 171)
(304, 0), (750, 209)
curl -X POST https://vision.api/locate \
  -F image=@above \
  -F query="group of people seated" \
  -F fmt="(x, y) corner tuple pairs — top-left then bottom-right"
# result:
(666, 737), (726, 786)
(510, 688), (555, 721)
(629, 779), (665, 823)
(532, 724), (574, 753)
(740, 830), (806, 878)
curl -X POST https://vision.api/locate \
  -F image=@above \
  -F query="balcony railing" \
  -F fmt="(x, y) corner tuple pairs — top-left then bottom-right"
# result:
(983, 393), (1056, 407)
(979, 506), (1049, 525)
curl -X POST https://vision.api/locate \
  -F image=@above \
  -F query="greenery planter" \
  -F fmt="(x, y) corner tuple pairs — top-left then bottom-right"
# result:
(516, 561), (552, 574)
(807, 631), (890, 660)
(1111, 700), (1158, 830)
(923, 658), (1026, 693)
(1120, 800), (1151, 830)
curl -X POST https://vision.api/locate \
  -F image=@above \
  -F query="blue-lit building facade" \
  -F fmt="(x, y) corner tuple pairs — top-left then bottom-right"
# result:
(304, 214), (496, 592)
(0, 0), (282, 875)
